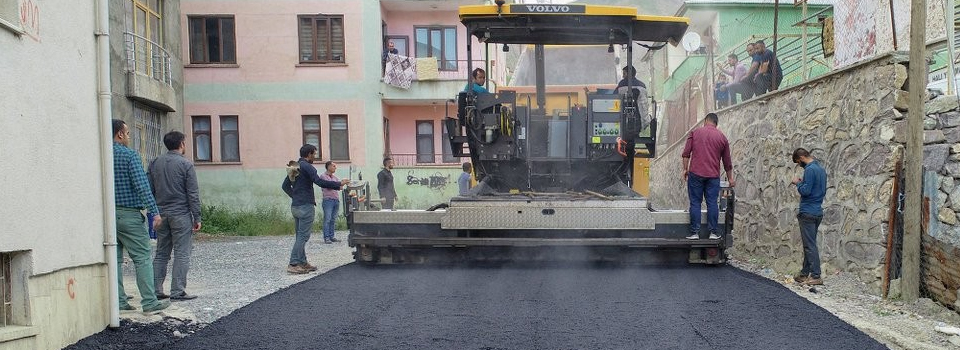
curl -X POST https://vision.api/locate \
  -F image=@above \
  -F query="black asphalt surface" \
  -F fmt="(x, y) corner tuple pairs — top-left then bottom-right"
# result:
(155, 264), (886, 350)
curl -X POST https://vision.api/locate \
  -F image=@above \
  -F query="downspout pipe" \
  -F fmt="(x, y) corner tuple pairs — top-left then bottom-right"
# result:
(96, 0), (120, 328)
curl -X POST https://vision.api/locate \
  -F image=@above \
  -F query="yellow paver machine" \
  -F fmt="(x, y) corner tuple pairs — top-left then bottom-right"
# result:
(346, 2), (733, 265)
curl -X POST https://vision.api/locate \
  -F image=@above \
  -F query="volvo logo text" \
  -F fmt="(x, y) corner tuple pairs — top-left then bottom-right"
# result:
(526, 5), (570, 13)
(512, 4), (585, 14)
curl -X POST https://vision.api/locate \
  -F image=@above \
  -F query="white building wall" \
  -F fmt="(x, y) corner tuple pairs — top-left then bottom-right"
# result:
(0, 1), (106, 273)
(1, 1), (112, 348)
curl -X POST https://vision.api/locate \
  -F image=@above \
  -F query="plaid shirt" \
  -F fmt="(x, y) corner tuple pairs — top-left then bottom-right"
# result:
(114, 142), (159, 215)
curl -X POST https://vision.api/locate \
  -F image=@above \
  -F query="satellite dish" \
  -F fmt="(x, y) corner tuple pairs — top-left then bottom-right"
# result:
(681, 32), (701, 52)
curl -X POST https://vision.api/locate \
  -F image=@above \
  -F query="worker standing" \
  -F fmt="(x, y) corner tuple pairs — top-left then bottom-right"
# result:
(790, 148), (826, 286)
(681, 113), (735, 240)
(378, 157), (397, 210)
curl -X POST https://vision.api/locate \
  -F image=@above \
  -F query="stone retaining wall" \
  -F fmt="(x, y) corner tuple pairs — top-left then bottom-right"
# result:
(651, 51), (960, 303)
(650, 53), (907, 291)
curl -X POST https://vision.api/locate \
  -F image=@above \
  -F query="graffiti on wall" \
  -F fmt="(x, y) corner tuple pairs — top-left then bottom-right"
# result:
(19, 0), (40, 42)
(406, 171), (450, 191)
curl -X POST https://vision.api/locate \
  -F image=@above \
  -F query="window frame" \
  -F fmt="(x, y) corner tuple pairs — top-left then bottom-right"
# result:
(219, 115), (240, 162)
(328, 114), (350, 161)
(302, 115), (322, 159)
(415, 120), (435, 164)
(414, 26), (457, 71)
(188, 15), (237, 64)
(192, 116), (212, 162)
(297, 14), (346, 64)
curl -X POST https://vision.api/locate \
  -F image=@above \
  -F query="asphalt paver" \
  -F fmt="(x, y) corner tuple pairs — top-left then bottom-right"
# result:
(161, 264), (887, 350)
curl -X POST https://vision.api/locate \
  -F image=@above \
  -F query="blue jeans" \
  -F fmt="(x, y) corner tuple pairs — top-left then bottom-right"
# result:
(289, 204), (315, 265)
(798, 212), (823, 278)
(688, 173), (720, 234)
(321, 198), (339, 241)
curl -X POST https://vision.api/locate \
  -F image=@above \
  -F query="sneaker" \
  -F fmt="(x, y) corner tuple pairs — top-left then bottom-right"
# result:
(793, 273), (811, 283)
(323, 239), (333, 244)
(708, 233), (722, 240)
(119, 304), (136, 311)
(685, 234), (700, 240)
(329, 237), (341, 243)
(302, 262), (318, 272)
(156, 292), (170, 300)
(803, 277), (823, 286)
(142, 300), (171, 315)
(287, 264), (309, 274)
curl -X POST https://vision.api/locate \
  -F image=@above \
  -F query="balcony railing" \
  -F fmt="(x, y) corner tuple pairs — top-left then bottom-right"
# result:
(384, 58), (492, 82)
(390, 153), (463, 167)
(432, 59), (489, 81)
(124, 32), (173, 86)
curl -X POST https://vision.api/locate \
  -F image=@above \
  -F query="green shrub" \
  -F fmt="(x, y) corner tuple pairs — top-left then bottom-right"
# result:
(201, 204), (348, 236)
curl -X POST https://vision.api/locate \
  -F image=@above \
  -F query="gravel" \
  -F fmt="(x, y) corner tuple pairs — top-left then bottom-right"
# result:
(64, 232), (354, 350)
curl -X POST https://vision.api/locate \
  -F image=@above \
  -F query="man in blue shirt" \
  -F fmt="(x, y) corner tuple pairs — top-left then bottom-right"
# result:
(281, 144), (349, 274)
(790, 148), (827, 286)
(458, 162), (473, 196)
(752, 40), (782, 95)
(465, 68), (489, 93)
(112, 119), (170, 315)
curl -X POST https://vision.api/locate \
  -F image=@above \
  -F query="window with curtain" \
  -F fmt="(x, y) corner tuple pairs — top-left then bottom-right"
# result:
(302, 115), (322, 158)
(298, 14), (345, 63)
(192, 116), (211, 162)
(220, 115), (240, 162)
(329, 115), (349, 160)
(414, 26), (457, 71)
(188, 15), (236, 64)
(416, 120), (434, 163)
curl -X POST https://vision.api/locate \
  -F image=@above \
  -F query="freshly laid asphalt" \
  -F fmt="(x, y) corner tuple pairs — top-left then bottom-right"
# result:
(160, 264), (887, 350)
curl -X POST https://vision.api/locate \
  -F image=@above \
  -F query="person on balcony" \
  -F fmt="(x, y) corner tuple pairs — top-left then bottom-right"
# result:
(465, 68), (489, 94)
(382, 41), (399, 72)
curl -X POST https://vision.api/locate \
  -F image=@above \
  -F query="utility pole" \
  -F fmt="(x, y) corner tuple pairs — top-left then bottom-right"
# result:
(947, 0), (956, 95)
(902, 0), (926, 301)
(800, 0), (808, 80)
(773, 0), (780, 54)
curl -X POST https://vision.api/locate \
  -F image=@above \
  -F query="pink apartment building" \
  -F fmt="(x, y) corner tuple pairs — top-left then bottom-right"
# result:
(181, 0), (500, 211)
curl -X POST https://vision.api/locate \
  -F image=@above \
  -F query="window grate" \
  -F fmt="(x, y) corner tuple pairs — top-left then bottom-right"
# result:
(1, 253), (11, 327)
(132, 104), (165, 163)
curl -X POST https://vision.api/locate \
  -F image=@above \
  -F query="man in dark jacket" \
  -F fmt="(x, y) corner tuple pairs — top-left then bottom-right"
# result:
(378, 157), (397, 210)
(281, 144), (349, 274)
